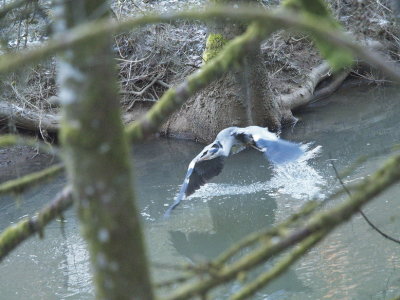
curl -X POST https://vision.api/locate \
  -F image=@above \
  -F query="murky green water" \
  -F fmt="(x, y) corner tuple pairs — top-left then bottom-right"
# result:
(1, 86), (400, 299)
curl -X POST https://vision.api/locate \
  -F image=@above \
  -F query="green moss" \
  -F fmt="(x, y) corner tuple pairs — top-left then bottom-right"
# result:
(203, 33), (228, 62)
(0, 164), (64, 196)
(0, 135), (17, 147)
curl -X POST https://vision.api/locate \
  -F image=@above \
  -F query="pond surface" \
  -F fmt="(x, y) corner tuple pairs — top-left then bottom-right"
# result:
(1, 85), (400, 299)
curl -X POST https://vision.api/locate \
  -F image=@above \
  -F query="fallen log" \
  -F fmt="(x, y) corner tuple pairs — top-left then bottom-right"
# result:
(0, 102), (60, 133)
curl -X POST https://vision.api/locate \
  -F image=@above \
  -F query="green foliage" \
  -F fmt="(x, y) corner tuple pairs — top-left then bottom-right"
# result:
(313, 35), (353, 71)
(283, 0), (353, 71)
(283, 0), (333, 19)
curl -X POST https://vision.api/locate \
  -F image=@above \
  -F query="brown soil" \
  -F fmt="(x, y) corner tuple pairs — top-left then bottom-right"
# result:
(0, 146), (57, 183)
(160, 73), (249, 142)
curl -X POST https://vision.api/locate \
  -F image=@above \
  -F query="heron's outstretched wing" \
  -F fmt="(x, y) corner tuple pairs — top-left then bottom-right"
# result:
(232, 127), (304, 164)
(186, 157), (225, 195)
(255, 138), (304, 164)
(164, 156), (225, 216)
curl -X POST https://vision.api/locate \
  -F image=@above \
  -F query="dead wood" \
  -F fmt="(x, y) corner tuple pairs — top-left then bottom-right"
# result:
(0, 101), (59, 133)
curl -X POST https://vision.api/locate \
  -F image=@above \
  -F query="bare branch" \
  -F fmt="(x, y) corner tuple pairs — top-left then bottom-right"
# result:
(0, 0), (26, 19)
(309, 69), (350, 103)
(120, 74), (162, 96)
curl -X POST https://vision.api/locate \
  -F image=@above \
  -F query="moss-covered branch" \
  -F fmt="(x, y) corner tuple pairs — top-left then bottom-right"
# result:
(0, 164), (64, 196)
(163, 154), (400, 300)
(229, 230), (326, 300)
(213, 200), (319, 267)
(0, 186), (72, 263)
(125, 22), (275, 141)
(1, 7), (399, 82)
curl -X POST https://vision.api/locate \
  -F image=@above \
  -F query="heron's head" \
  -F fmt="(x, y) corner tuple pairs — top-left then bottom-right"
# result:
(199, 142), (221, 161)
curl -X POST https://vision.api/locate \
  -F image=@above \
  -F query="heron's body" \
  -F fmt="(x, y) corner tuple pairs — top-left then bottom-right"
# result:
(164, 126), (304, 216)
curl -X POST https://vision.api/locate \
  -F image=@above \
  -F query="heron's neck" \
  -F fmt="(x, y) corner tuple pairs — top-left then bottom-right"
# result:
(220, 136), (235, 157)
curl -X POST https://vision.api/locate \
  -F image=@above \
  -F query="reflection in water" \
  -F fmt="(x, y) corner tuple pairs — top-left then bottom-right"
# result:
(169, 190), (278, 262)
(167, 145), (323, 261)
(1, 86), (400, 299)
(59, 235), (91, 298)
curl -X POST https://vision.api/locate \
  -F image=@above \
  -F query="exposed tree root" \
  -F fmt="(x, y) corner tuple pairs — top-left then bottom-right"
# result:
(280, 62), (331, 110)
(310, 69), (350, 103)
(278, 62), (352, 123)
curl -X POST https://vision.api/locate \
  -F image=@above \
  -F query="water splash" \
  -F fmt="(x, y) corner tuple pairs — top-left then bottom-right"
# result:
(270, 145), (325, 200)
(186, 145), (325, 202)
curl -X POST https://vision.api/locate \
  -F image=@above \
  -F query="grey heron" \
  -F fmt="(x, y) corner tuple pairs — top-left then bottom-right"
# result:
(164, 126), (305, 216)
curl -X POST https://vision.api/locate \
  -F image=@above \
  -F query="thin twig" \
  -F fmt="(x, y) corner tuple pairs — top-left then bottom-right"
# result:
(330, 159), (400, 244)
(156, 79), (170, 88)
(120, 74), (162, 96)
(0, 0), (26, 19)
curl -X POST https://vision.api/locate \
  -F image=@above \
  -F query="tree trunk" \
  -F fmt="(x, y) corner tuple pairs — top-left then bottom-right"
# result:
(163, 0), (282, 141)
(54, 0), (154, 299)
(204, 1), (286, 131)
(236, 45), (282, 130)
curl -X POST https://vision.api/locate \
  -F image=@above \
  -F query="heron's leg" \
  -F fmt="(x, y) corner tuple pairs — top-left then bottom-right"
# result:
(249, 143), (265, 152)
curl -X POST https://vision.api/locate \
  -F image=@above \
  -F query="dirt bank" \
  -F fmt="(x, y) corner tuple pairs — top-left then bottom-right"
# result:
(0, 146), (57, 183)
